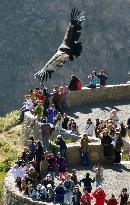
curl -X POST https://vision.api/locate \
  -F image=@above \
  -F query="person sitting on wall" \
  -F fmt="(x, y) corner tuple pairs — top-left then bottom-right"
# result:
(68, 75), (83, 91)
(86, 71), (98, 89)
(97, 70), (108, 87)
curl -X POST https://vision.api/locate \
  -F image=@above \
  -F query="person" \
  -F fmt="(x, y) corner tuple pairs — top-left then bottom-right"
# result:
(41, 119), (51, 151)
(127, 117), (130, 138)
(57, 152), (68, 181)
(87, 71), (98, 89)
(107, 194), (118, 205)
(92, 186), (106, 205)
(28, 137), (37, 158)
(119, 188), (129, 205)
(80, 133), (90, 166)
(62, 113), (70, 130)
(80, 187), (92, 205)
(54, 181), (66, 204)
(80, 173), (95, 193)
(72, 185), (82, 205)
(71, 169), (78, 185)
(55, 135), (67, 158)
(95, 118), (100, 138)
(63, 174), (75, 205)
(46, 153), (57, 180)
(68, 118), (78, 133)
(59, 84), (69, 113)
(84, 118), (95, 136)
(54, 112), (63, 132)
(41, 174), (55, 189)
(92, 164), (104, 187)
(35, 141), (44, 177)
(47, 104), (58, 124)
(113, 131), (124, 164)
(46, 184), (54, 202)
(100, 128), (113, 163)
(120, 122), (126, 138)
(33, 100), (44, 122)
(52, 87), (62, 112)
(9, 162), (24, 180)
(97, 70), (108, 87)
(110, 109), (120, 126)
(68, 75), (83, 91)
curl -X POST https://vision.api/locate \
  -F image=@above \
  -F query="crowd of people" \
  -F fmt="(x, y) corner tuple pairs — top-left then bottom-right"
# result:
(14, 70), (130, 204)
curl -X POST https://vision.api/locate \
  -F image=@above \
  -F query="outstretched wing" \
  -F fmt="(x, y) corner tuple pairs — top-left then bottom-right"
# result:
(34, 50), (69, 81)
(34, 8), (85, 82)
(60, 8), (85, 57)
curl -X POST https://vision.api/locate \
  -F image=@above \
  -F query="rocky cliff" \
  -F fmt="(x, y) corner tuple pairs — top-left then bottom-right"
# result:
(0, 0), (130, 115)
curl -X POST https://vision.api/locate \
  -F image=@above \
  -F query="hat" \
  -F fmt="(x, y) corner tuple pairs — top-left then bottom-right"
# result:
(47, 174), (51, 177)
(57, 135), (62, 139)
(87, 118), (91, 121)
(86, 172), (90, 176)
(75, 185), (79, 189)
(47, 184), (52, 188)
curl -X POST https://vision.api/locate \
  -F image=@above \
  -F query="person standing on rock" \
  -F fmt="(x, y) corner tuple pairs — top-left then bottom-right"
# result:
(80, 133), (90, 166)
(92, 164), (104, 187)
(84, 118), (95, 137)
(41, 119), (51, 151)
(79, 172), (95, 193)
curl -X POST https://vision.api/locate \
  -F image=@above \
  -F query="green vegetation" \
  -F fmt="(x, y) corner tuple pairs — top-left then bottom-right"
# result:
(0, 110), (20, 133)
(122, 154), (130, 161)
(0, 111), (22, 204)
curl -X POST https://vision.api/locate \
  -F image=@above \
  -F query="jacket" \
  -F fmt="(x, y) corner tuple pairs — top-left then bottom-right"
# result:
(92, 190), (106, 205)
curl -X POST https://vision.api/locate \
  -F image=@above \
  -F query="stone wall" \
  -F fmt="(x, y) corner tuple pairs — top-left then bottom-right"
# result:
(67, 84), (130, 108)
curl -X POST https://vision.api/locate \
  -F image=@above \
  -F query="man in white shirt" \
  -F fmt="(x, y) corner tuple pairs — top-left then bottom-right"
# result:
(84, 118), (95, 136)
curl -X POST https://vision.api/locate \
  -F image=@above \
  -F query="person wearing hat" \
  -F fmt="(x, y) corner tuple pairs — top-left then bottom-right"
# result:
(54, 181), (66, 203)
(79, 172), (95, 193)
(92, 186), (106, 205)
(84, 118), (95, 137)
(41, 174), (54, 189)
(113, 131), (124, 164)
(72, 185), (82, 205)
(80, 187), (92, 205)
(46, 184), (54, 202)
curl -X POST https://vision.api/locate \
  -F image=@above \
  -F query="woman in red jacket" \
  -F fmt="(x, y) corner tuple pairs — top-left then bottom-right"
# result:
(80, 188), (92, 205)
(92, 186), (106, 205)
(107, 194), (118, 205)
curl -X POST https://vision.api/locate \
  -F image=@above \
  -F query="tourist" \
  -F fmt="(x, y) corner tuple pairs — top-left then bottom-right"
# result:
(119, 188), (129, 205)
(9, 162), (25, 180)
(113, 131), (124, 164)
(41, 174), (55, 189)
(120, 122), (126, 138)
(87, 71), (98, 89)
(84, 118), (95, 137)
(92, 164), (104, 187)
(80, 187), (92, 205)
(110, 109), (120, 126)
(57, 152), (68, 181)
(52, 86), (62, 112)
(55, 135), (67, 158)
(97, 70), (108, 87)
(100, 128), (113, 163)
(92, 186), (106, 205)
(71, 169), (78, 185)
(54, 181), (66, 204)
(33, 100), (44, 122)
(68, 75), (83, 91)
(80, 172), (95, 193)
(80, 133), (90, 166)
(95, 118), (100, 138)
(46, 184), (54, 202)
(106, 194), (118, 205)
(54, 112), (63, 132)
(36, 184), (47, 201)
(41, 118), (51, 151)
(28, 137), (37, 158)
(62, 113), (70, 130)
(46, 153), (57, 180)
(63, 174), (75, 205)
(68, 118), (78, 133)
(72, 185), (82, 205)
(35, 141), (44, 177)
(127, 117), (130, 138)
(47, 104), (58, 124)
(59, 83), (69, 113)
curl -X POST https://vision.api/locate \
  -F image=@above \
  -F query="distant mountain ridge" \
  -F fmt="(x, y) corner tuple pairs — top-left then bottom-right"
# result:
(0, 0), (130, 115)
